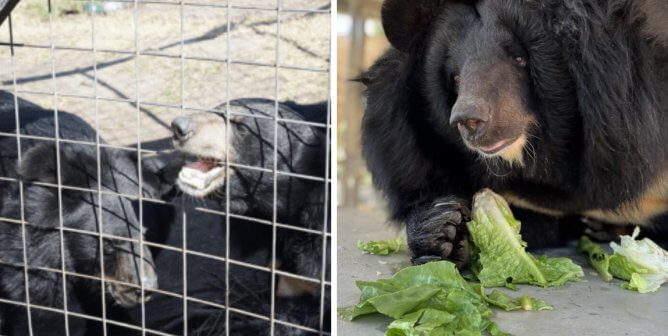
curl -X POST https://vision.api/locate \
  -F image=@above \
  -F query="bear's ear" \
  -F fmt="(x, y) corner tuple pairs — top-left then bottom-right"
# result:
(19, 142), (58, 184)
(381, 0), (450, 51)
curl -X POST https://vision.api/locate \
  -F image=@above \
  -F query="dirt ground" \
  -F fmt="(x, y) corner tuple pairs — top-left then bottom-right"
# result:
(0, 0), (330, 146)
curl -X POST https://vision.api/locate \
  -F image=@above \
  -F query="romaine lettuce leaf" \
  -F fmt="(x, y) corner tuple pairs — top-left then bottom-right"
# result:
(338, 262), (487, 322)
(609, 227), (668, 293)
(575, 228), (668, 293)
(339, 261), (550, 335)
(473, 285), (552, 311)
(358, 239), (404, 255)
(487, 322), (511, 336)
(608, 253), (640, 281)
(577, 236), (613, 281)
(467, 189), (583, 288)
(386, 308), (456, 336)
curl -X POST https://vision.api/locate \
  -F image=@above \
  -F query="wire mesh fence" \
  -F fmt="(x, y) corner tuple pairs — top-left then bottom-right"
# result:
(0, 0), (331, 335)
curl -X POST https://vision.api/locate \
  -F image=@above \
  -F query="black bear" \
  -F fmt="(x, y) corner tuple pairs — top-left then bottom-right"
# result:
(0, 91), (157, 335)
(170, 98), (328, 281)
(360, 0), (668, 266)
(114, 98), (330, 335)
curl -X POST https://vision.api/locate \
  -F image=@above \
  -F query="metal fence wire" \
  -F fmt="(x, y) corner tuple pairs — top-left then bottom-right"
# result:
(0, 0), (331, 335)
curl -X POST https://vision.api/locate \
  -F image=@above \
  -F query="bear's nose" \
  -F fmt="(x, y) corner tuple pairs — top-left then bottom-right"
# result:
(449, 103), (488, 139)
(460, 117), (485, 134)
(171, 116), (193, 141)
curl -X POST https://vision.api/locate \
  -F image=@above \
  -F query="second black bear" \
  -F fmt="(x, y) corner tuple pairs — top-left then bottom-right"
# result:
(0, 92), (157, 335)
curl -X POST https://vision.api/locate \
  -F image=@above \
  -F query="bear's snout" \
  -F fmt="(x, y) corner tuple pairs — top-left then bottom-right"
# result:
(172, 116), (193, 141)
(107, 243), (158, 307)
(450, 101), (489, 141)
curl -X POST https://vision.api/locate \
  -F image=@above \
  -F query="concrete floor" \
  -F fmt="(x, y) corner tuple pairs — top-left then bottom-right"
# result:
(337, 207), (668, 336)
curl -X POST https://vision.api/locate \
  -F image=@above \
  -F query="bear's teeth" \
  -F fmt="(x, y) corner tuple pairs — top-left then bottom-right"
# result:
(179, 167), (208, 189)
(204, 166), (223, 185)
(179, 166), (224, 191)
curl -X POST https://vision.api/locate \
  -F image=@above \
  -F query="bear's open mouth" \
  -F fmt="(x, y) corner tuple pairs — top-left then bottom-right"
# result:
(186, 156), (223, 173)
(177, 155), (226, 197)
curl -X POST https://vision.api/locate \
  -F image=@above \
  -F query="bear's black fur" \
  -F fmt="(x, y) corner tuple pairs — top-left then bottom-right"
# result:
(222, 99), (329, 281)
(0, 93), (330, 335)
(0, 91), (157, 335)
(168, 98), (329, 281)
(361, 0), (668, 265)
(110, 99), (330, 335)
(114, 197), (329, 335)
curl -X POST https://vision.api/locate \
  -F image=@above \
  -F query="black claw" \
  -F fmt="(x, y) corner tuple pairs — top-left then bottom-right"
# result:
(432, 199), (471, 220)
(443, 211), (462, 225)
(407, 197), (472, 268)
(459, 205), (471, 221)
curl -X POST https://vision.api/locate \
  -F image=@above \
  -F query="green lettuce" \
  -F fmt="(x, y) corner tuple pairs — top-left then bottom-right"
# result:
(487, 322), (511, 336)
(575, 228), (668, 293)
(467, 189), (584, 288)
(577, 236), (613, 281)
(358, 239), (404, 255)
(609, 227), (668, 293)
(339, 261), (550, 335)
(607, 253), (637, 281)
(474, 285), (552, 311)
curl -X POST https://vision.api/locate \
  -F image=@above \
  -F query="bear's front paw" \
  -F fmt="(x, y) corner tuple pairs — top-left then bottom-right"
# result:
(407, 198), (471, 268)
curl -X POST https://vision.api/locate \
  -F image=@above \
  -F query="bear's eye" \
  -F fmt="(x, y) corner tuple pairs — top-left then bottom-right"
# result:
(514, 56), (527, 67)
(453, 74), (461, 85)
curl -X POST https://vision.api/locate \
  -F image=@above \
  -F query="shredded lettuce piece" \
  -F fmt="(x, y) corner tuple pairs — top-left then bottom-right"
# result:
(607, 253), (638, 281)
(577, 236), (613, 281)
(386, 308), (456, 336)
(358, 239), (404, 255)
(609, 227), (668, 293)
(487, 322), (511, 336)
(575, 229), (668, 293)
(339, 261), (550, 335)
(473, 285), (552, 311)
(467, 189), (583, 288)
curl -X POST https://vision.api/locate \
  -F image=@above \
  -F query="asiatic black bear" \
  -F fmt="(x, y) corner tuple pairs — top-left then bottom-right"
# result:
(115, 98), (330, 335)
(0, 92), (157, 335)
(170, 99), (328, 280)
(361, 0), (668, 266)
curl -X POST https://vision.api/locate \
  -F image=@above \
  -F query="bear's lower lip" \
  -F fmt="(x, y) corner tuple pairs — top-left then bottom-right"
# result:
(478, 139), (513, 154)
